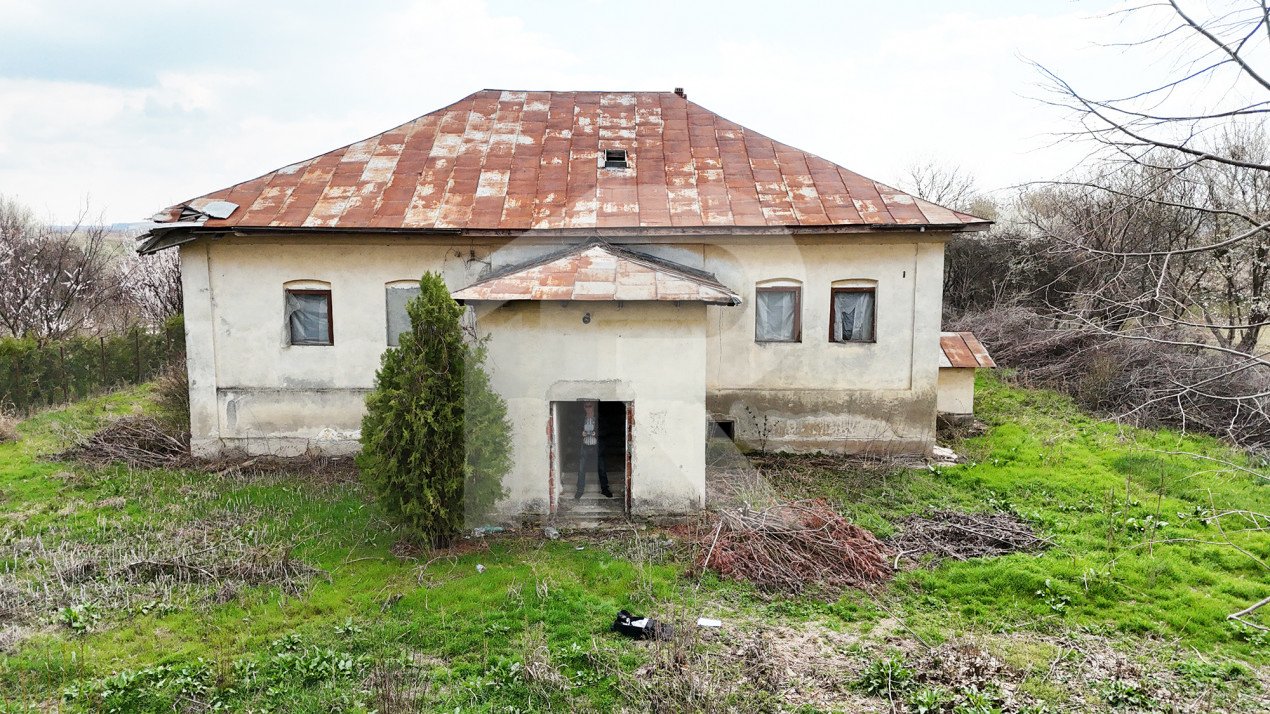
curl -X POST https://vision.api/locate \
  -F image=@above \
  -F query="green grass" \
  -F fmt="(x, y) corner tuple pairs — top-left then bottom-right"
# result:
(0, 375), (1266, 712)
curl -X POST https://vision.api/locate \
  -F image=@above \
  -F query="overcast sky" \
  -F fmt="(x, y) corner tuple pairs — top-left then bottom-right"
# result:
(0, 0), (1176, 225)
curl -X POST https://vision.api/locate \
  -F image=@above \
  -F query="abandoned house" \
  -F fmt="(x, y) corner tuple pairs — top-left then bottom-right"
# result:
(137, 89), (991, 519)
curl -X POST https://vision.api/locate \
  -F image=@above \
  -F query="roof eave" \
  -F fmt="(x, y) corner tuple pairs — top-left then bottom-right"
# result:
(456, 296), (741, 306)
(136, 220), (990, 253)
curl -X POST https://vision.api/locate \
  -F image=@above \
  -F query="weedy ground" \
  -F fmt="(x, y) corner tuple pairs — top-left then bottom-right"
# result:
(0, 375), (1266, 712)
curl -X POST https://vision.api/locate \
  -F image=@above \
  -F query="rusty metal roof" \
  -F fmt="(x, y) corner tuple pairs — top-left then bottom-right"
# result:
(939, 332), (996, 369)
(146, 89), (990, 236)
(452, 240), (741, 305)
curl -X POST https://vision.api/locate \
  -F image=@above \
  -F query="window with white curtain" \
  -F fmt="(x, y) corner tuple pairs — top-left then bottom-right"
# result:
(755, 285), (801, 342)
(830, 287), (875, 343)
(285, 289), (333, 346)
(385, 284), (421, 346)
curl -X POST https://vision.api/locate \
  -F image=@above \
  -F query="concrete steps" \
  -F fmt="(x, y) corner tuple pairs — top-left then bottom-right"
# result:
(554, 476), (626, 523)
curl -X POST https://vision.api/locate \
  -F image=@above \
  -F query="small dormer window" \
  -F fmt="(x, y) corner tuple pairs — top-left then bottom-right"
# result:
(603, 149), (629, 169)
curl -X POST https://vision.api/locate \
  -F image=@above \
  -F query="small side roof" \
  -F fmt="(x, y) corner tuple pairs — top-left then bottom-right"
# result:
(939, 331), (996, 369)
(452, 241), (741, 305)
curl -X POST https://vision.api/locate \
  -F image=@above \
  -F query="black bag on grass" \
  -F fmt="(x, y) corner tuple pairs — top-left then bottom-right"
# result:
(611, 609), (672, 640)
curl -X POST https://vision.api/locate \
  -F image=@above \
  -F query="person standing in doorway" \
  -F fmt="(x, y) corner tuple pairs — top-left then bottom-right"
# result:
(576, 400), (613, 499)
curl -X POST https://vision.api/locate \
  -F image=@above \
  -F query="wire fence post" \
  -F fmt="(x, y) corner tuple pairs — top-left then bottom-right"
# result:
(134, 328), (142, 383)
(59, 344), (67, 404)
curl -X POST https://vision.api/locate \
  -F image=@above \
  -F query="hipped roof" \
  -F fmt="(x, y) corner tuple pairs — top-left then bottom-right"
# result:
(144, 89), (989, 242)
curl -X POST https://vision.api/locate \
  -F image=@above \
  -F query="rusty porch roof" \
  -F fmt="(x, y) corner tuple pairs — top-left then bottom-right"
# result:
(939, 332), (996, 369)
(452, 240), (740, 305)
(140, 89), (989, 251)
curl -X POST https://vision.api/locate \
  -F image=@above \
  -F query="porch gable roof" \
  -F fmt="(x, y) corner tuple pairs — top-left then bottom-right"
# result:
(452, 241), (741, 305)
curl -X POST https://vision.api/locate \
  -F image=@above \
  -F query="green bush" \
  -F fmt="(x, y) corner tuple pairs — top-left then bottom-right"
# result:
(0, 316), (184, 413)
(358, 273), (510, 546)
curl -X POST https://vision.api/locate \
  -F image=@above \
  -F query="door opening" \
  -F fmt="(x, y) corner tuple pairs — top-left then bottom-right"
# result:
(551, 400), (629, 517)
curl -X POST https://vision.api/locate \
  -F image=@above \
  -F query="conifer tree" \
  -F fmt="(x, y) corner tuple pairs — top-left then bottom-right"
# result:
(358, 272), (468, 546)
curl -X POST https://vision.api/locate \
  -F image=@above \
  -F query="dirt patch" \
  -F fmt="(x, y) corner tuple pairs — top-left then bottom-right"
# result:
(596, 618), (881, 712)
(722, 621), (874, 710)
(193, 452), (360, 483)
(890, 510), (1048, 565)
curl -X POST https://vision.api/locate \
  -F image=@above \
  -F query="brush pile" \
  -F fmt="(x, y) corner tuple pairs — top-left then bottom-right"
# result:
(57, 415), (189, 469)
(694, 499), (892, 595)
(890, 510), (1047, 564)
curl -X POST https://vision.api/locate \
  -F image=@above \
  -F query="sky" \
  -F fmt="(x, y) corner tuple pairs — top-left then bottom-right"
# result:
(0, 0), (1184, 225)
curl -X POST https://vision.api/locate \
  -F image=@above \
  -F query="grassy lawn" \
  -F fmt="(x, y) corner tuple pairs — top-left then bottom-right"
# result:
(0, 375), (1267, 712)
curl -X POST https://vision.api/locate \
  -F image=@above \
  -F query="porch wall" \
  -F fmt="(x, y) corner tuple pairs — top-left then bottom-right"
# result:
(476, 301), (707, 518)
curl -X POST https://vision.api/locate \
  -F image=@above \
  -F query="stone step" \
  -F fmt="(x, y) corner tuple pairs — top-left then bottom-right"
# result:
(558, 500), (623, 512)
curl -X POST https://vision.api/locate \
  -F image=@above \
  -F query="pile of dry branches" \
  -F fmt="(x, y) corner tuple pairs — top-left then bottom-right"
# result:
(693, 499), (892, 595)
(56, 415), (189, 468)
(890, 510), (1047, 565)
(55, 415), (362, 481)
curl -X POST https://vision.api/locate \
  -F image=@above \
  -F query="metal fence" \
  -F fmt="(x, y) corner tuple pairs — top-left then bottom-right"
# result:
(0, 317), (184, 413)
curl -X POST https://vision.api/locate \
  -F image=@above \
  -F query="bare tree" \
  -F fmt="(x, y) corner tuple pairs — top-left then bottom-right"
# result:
(1033, 0), (1270, 354)
(901, 160), (984, 214)
(116, 248), (183, 325)
(0, 196), (119, 343)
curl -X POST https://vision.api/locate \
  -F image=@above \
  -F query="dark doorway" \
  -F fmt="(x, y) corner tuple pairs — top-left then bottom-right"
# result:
(552, 400), (629, 517)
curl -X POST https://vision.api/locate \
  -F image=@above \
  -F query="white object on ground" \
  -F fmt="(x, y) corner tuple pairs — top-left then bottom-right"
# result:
(476, 564), (486, 574)
(696, 617), (722, 628)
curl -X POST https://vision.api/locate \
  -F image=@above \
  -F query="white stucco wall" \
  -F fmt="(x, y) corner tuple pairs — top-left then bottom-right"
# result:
(699, 237), (944, 454)
(180, 237), (522, 456)
(475, 301), (707, 516)
(937, 367), (977, 415)
(180, 230), (947, 478)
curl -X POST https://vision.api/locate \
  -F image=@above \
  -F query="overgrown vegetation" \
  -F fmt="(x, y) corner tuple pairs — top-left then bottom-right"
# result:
(150, 356), (189, 432)
(907, 4), (1270, 456)
(358, 273), (510, 547)
(0, 374), (1266, 711)
(0, 409), (17, 444)
(0, 317), (184, 414)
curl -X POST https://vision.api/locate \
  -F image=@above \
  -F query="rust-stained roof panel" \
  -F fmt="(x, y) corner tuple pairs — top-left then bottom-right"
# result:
(939, 331), (996, 369)
(452, 241), (741, 305)
(150, 90), (991, 233)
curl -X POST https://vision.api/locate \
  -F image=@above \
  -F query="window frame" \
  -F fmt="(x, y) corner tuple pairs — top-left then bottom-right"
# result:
(603, 149), (629, 169)
(754, 285), (802, 343)
(285, 288), (334, 346)
(384, 282), (421, 347)
(828, 286), (877, 344)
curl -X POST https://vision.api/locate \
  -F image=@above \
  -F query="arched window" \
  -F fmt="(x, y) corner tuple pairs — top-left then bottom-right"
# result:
(754, 278), (802, 343)
(829, 279), (877, 343)
(283, 280), (333, 346)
